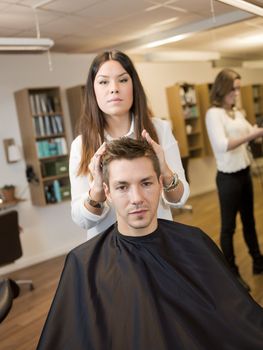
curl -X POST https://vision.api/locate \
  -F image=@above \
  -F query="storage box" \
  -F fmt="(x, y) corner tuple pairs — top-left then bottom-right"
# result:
(43, 162), (56, 176)
(55, 160), (68, 175)
(60, 185), (71, 200)
(43, 160), (68, 177)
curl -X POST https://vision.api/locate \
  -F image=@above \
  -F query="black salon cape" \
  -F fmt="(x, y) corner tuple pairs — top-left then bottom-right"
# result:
(37, 219), (263, 350)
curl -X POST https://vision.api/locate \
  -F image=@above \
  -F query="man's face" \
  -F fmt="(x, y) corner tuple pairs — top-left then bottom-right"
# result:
(104, 157), (162, 236)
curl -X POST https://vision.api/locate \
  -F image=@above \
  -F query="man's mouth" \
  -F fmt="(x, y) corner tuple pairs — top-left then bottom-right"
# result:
(129, 209), (148, 215)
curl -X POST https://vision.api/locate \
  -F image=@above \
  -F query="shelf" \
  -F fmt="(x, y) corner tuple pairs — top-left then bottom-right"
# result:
(36, 133), (65, 140)
(32, 112), (63, 117)
(184, 116), (199, 120)
(38, 154), (68, 161)
(195, 83), (214, 156)
(14, 87), (70, 206)
(42, 174), (69, 182)
(66, 84), (85, 138)
(187, 131), (201, 136)
(241, 84), (263, 125)
(189, 145), (203, 151)
(166, 83), (204, 158)
(0, 198), (25, 211)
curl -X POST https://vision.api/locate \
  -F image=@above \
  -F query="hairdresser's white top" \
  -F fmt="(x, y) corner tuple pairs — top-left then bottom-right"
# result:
(69, 117), (190, 240)
(206, 107), (253, 173)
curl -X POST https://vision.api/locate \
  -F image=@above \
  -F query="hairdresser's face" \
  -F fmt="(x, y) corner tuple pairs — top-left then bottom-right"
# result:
(223, 78), (241, 109)
(104, 157), (162, 236)
(94, 60), (133, 119)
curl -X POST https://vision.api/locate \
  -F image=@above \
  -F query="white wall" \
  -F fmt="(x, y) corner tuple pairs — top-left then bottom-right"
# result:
(0, 53), (95, 274)
(1, 53), (263, 273)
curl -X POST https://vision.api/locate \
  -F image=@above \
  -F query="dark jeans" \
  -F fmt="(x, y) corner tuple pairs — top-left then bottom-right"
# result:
(216, 167), (260, 271)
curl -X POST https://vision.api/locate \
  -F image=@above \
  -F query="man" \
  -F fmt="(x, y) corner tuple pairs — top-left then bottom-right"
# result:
(37, 138), (263, 350)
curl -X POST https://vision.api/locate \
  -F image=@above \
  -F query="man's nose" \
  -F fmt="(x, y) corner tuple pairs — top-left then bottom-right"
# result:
(130, 186), (144, 205)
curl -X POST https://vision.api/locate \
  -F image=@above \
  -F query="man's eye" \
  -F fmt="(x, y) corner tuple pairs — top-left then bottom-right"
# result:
(142, 182), (152, 187)
(116, 186), (127, 191)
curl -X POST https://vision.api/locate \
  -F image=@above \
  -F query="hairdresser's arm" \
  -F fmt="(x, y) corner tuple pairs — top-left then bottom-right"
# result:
(69, 137), (110, 231)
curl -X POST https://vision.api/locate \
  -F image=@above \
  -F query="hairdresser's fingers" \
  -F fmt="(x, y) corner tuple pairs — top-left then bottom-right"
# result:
(95, 142), (107, 157)
(142, 129), (169, 174)
(89, 143), (106, 172)
(142, 129), (155, 145)
(99, 142), (107, 152)
(142, 129), (163, 154)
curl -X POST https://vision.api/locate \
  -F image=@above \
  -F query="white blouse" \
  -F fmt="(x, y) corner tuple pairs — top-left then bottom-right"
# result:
(206, 107), (253, 173)
(69, 117), (190, 239)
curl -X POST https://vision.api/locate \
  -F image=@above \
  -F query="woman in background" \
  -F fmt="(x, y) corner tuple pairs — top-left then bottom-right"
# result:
(69, 50), (189, 240)
(206, 68), (263, 291)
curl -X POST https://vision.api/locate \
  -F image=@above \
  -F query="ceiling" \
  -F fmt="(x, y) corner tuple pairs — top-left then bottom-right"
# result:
(0, 0), (263, 64)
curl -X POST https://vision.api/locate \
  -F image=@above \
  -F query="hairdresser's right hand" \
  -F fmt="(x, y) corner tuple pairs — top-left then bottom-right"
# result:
(88, 142), (107, 202)
(250, 125), (263, 141)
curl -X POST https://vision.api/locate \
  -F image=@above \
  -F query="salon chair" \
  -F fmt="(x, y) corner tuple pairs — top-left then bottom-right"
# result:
(0, 210), (34, 310)
(0, 278), (20, 323)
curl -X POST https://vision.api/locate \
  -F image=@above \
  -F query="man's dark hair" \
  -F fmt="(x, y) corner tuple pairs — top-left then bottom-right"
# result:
(102, 138), (161, 185)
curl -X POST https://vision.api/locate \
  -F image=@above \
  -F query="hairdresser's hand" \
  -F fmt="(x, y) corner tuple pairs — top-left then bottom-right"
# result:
(142, 129), (173, 179)
(250, 125), (263, 141)
(88, 142), (107, 201)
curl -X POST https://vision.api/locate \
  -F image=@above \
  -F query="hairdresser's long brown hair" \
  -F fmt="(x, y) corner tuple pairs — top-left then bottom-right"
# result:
(77, 50), (158, 176)
(210, 68), (241, 107)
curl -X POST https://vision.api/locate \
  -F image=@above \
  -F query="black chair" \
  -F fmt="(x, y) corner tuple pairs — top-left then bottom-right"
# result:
(0, 278), (20, 323)
(0, 210), (34, 291)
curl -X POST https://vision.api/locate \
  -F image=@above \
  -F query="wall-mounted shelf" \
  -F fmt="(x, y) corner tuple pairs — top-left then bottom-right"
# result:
(66, 84), (85, 138)
(166, 83), (204, 158)
(241, 84), (263, 126)
(14, 87), (71, 206)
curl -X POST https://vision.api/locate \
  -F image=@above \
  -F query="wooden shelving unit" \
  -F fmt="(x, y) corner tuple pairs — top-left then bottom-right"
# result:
(66, 84), (85, 138)
(241, 84), (263, 126)
(14, 87), (70, 206)
(166, 83), (204, 158)
(196, 83), (213, 156)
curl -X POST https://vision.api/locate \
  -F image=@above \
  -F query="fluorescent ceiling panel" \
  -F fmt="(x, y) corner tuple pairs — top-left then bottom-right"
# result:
(216, 0), (263, 16)
(0, 38), (54, 51)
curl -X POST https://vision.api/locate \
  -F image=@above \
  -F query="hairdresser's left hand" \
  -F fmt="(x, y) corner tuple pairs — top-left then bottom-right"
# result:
(142, 129), (173, 178)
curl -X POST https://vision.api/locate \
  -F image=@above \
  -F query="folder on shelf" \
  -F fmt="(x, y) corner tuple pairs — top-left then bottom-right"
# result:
(53, 180), (62, 202)
(44, 115), (52, 135)
(30, 94), (37, 115)
(54, 115), (63, 134)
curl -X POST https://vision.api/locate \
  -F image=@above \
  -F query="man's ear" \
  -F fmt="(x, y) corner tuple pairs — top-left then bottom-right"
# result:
(103, 182), (112, 202)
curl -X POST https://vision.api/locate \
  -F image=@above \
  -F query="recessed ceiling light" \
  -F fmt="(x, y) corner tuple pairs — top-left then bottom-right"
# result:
(151, 17), (178, 27)
(145, 33), (191, 48)
(216, 0), (263, 16)
(145, 51), (221, 61)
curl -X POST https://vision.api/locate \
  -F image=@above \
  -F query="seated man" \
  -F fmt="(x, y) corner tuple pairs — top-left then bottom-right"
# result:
(37, 138), (263, 350)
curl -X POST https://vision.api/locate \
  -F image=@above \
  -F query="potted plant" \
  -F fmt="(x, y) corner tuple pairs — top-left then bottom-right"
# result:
(0, 185), (16, 202)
